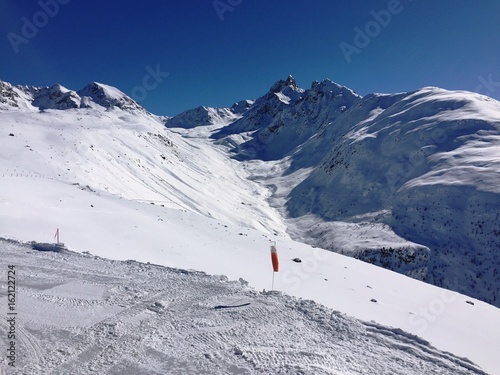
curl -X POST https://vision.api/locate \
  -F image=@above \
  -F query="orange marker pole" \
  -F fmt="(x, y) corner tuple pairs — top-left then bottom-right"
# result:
(270, 241), (278, 290)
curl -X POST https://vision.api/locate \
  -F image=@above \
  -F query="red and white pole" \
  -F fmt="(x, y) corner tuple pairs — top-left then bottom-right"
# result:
(270, 241), (279, 290)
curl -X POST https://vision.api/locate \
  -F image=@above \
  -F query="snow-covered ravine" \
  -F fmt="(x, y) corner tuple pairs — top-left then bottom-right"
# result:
(0, 239), (489, 374)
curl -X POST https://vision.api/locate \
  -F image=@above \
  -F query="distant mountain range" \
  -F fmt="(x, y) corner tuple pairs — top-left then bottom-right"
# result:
(1, 76), (499, 307)
(0, 80), (147, 113)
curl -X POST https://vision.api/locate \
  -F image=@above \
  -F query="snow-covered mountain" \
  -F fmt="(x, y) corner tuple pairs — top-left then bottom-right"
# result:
(285, 87), (500, 306)
(0, 80), (147, 113)
(178, 77), (500, 308)
(1, 78), (500, 374)
(2, 77), (499, 308)
(212, 75), (360, 161)
(166, 105), (240, 128)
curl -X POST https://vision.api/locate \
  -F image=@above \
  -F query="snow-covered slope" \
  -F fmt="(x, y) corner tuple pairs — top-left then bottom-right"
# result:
(208, 78), (500, 308)
(0, 239), (492, 374)
(1, 78), (499, 374)
(1, 172), (499, 374)
(285, 87), (500, 306)
(0, 105), (285, 236)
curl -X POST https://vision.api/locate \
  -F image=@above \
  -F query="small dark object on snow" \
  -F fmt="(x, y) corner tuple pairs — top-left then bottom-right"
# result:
(292, 258), (302, 263)
(148, 301), (165, 313)
(370, 299), (378, 303)
(9, 133), (14, 136)
(466, 300), (475, 305)
(214, 303), (250, 310)
(31, 242), (64, 253)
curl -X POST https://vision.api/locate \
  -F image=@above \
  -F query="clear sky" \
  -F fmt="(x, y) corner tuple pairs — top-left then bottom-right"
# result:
(1, 0), (499, 116)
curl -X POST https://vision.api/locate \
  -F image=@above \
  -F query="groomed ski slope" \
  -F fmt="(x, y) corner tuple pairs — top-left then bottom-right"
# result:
(1, 174), (499, 374)
(0, 240), (489, 375)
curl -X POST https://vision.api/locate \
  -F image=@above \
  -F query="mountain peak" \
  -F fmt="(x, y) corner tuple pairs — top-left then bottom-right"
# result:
(269, 75), (299, 93)
(32, 83), (80, 110)
(285, 74), (297, 87)
(310, 79), (361, 99)
(0, 80), (22, 108)
(166, 105), (236, 128)
(77, 82), (145, 112)
(78, 82), (125, 103)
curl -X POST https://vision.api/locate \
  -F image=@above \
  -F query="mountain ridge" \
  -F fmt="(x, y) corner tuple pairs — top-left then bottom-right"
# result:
(0, 80), (148, 113)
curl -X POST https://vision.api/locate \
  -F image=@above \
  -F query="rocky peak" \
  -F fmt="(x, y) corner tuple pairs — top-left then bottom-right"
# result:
(0, 80), (21, 108)
(269, 75), (299, 93)
(32, 84), (80, 110)
(77, 82), (145, 112)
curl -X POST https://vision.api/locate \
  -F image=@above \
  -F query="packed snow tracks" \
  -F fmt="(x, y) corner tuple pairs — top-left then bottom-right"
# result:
(0, 240), (486, 374)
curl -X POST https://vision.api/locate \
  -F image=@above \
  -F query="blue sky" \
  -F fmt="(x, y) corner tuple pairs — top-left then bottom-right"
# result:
(1, 0), (499, 116)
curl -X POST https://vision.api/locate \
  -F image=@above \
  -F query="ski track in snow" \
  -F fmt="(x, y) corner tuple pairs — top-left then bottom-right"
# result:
(0, 240), (487, 375)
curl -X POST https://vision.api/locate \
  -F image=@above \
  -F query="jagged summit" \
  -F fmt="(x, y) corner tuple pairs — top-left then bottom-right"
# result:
(0, 80), (22, 109)
(269, 75), (299, 92)
(212, 76), (361, 160)
(264, 75), (304, 105)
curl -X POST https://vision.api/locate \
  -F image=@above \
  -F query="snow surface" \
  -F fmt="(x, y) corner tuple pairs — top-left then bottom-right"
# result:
(1, 79), (500, 374)
(0, 239), (490, 374)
